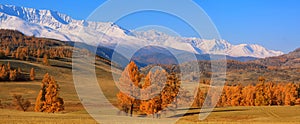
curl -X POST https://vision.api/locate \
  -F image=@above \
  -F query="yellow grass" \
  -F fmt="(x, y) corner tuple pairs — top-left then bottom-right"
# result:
(1, 106), (300, 124)
(1, 59), (300, 123)
(176, 106), (300, 124)
(0, 109), (97, 124)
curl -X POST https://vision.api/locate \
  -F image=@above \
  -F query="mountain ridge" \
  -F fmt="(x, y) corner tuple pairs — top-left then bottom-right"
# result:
(0, 4), (284, 58)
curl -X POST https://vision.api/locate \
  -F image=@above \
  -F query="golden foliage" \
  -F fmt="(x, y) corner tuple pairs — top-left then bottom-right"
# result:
(0, 63), (31, 81)
(35, 73), (64, 113)
(194, 80), (300, 107)
(30, 68), (35, 81)
(117, 61), (141, 116)
(43, 54), (49, 66)
(117, 62), (185, 116)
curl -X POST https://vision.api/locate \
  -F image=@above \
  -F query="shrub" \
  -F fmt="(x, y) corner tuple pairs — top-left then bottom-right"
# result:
(12, 94), (31, 112)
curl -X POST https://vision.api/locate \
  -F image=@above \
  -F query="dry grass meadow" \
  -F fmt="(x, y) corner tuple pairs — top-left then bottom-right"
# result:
(1, 59), (300, 124)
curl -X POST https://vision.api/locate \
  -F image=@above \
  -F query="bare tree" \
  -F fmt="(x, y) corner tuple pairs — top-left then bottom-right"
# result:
(12, 94), (31, 112)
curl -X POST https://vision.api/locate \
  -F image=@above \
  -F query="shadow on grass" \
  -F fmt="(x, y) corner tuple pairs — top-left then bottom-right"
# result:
(168, 108), (248, 118)
(51, 64), (72, 69)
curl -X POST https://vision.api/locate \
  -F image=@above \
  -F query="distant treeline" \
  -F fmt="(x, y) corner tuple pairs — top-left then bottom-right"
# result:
(0, 29), (112, 66)
(0, 29), (73, 61)
(194, 78), (300, 107)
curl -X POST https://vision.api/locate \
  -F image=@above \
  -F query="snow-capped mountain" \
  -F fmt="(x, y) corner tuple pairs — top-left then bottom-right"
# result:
(0, 4), (283, 58)
(131, 30), (283, 58)
(0, 4), (136, 47)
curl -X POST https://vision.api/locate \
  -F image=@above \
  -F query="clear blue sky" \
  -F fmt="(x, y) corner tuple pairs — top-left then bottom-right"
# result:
(1, 0), (299, 53)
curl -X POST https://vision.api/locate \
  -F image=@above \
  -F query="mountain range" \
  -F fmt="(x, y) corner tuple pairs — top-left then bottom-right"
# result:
(0, 28), (299, 84)
(0, 4), (284, 58)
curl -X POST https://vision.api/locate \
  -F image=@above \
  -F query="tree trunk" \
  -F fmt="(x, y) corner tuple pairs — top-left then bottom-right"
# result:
(130, 103), (134, 117)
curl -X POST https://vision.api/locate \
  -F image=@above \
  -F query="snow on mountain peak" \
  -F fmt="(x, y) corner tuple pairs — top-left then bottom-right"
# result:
(0, 4), (72, 26)
(226, 44), (284, 58)
(0, 4), (284, 58)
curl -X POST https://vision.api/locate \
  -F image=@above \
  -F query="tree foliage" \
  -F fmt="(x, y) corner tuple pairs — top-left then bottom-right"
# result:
(0, 62), (32, 81)
(117, 62), (187, 117)
(30, 68), (35, 81)
(193, 78), (300, 108)
(117, 61), (141, 116)
(0, 29), (74, 62)
(35, 73), (64, 113)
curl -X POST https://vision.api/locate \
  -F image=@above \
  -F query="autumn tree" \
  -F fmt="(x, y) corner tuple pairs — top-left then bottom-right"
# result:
(35, 73), (64, 113)
(258, 76), (266, 83)
(230, 84), (243, 106)
(0, 65), (8, 80)
(15, 47), (20, 59)
(43, 54), (49, 66)
(117, 61), (141, 116)
(284, 83), (298, 105)
(254, 78), (269, 106)
(241, 85), (256, 106)
(9, 69), (17, 81)
(0, 63), (30, 81)
(7, 62), (10, 70)
(17, 67), (21, 74)
(264, 82), (276, 105)
(193, 84), (206, 108)
(36, 48), (42, 62)
(139, 69), (166, 116)
(139, 72), (155, 115)
(5, 46), (10, 56)
(273, 83), (285, 105)
(160, 71), (180, 110)
(191, 78), (300, 108)
(12, 94), (31, 112)
(30, 68), (35, 81)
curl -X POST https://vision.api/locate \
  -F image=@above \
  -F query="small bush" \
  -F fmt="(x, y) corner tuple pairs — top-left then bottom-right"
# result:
(12, 94), (31, 112)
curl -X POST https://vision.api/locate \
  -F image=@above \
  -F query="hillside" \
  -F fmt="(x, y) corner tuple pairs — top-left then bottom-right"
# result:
(0, 29), (116, 66)
(0, 29), (299, 123)
(141, 48), (300, 85)
(0, 29), (119, 112)
(253, 48), (300, 67)
(0, 29), (298, 85)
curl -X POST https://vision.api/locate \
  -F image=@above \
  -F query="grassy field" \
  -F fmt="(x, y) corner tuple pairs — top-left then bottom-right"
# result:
(0, 109), (97, 124)
(1, 59), (300, 124)
(176, 106), (300, 124)
(1, 106), (300, 124)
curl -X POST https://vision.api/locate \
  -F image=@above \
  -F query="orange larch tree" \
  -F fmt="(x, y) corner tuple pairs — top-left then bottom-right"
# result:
(117, 61), (141, 116)
(35, 73), (64, 113)
(140, 69), (166, 116)
(30, 68), (35, 81)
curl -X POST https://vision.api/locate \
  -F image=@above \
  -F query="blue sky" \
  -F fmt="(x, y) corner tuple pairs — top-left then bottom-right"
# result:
(1, 0), (299, 53)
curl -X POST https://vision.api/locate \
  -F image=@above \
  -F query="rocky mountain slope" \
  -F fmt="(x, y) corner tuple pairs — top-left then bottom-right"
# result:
(0, 4), (283, 58)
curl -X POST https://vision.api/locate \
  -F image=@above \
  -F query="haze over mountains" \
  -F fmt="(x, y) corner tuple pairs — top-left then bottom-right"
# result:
(0, 4), (284, 58)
